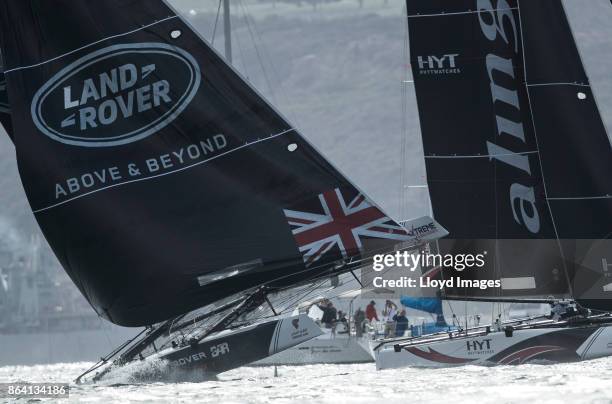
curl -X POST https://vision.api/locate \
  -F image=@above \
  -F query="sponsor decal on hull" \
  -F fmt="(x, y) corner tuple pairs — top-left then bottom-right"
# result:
(404, 347), (477, 365)
(466, 338), (495, 356)
(497, 345), (565, 365)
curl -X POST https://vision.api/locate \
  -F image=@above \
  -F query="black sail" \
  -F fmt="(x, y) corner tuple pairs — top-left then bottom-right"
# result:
(519, 0), (612, 310)
(407, 0), (610, 302)
(0, 0), (415, 326)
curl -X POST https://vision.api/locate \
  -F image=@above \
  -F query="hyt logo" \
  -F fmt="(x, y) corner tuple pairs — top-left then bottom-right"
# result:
(31, 43), (201, 147)
(416, 54), (460, 75)
(466, 339), (493, 353)
(292, 318), (300, 330)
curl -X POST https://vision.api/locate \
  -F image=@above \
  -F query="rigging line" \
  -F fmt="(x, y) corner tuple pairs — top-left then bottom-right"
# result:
(4, 16), (179, 74)
(517, 1), (573, 298)
(301, 263), (405, 305)
(264, 263), (401, 321)
(350, 270), (364, 288)
(257, 287), (309, 316)
(238, 0), (278, 107)
(272, 279), (331, 314)
(268, 277), (339, 317)
(211, 0), (223, 46)
(232, 3), (253, 80)
(239, 0), (301, 127)
(275, 278), (348, 318)
(400, 1), (412, 222)
(247, 282), (322, 321)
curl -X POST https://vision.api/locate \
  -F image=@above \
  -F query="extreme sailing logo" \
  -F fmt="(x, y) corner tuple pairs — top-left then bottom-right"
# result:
(416, 54), (461, 75)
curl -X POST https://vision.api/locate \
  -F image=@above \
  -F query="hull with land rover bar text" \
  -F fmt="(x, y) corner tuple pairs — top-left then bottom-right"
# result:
(93, 314), (321, 382)
(375, 322), (612, 369)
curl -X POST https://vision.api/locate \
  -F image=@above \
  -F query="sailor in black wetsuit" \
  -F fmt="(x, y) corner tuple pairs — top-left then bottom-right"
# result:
(317, 301), (338, 330)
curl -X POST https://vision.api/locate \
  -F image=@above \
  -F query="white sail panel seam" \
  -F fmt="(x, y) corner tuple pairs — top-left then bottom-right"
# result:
(33, 128), (295, 214)
(527, 82), (590, 87)
(408, 8), (518, 18)
(3, 16), (179, 74)
(547, 195), (611, 200)
(425, 151), (538, 159)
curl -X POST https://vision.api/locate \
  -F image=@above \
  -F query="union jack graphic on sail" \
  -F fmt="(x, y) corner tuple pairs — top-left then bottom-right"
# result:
(284, 188), (411, 266)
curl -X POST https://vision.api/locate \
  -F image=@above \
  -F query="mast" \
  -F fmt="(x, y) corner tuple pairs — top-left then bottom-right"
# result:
(223, 0), (232, 64)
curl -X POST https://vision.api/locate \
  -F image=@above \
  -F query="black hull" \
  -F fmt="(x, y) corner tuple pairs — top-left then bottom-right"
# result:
(95, 314), (321, 382)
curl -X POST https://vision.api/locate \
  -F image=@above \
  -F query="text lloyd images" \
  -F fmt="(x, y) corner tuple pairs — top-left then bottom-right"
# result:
(371, 251), (502, 290)
(372, 276), (502, 290)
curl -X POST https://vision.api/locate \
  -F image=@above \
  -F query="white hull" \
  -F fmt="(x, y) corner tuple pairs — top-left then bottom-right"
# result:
(253, 332), (373, 365)
(375, 324), (612, 369)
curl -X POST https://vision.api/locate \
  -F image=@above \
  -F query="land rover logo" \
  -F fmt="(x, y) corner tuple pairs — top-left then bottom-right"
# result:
(31, 43), (201, 147)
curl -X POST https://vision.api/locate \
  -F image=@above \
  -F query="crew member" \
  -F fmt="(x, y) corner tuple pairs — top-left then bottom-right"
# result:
(393, 310), (409, 337)
(317, 300), (338, 329)
(354, 308), (366, 337)
(366, 300), (379, 322)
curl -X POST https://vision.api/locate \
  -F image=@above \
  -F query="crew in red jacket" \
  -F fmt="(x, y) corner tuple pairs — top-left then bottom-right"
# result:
(366, 300), (379, 322)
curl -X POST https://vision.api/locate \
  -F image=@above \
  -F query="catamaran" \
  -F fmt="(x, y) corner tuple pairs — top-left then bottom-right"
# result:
(374, 0), (612, 369)
(0, 0), (447, 380)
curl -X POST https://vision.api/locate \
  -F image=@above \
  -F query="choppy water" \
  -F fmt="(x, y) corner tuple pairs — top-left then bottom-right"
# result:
(2, 358), (612, 403)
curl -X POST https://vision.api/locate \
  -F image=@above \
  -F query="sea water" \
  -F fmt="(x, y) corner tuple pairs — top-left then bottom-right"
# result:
(2, 358), (612, 403)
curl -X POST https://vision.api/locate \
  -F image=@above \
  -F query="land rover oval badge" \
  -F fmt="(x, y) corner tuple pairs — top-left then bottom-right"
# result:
(31, 43), (201, 147)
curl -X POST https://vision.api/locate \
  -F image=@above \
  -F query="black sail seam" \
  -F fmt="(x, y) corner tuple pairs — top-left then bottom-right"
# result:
(408, 8), (518, 18)
(3, 15), (179, 74)
(33, 128), (295, 214)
